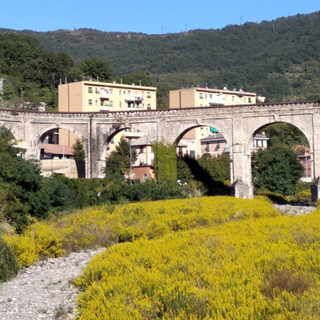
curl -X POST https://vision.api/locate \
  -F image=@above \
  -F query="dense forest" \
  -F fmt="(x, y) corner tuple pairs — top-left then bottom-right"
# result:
(0, 11), (320, 109)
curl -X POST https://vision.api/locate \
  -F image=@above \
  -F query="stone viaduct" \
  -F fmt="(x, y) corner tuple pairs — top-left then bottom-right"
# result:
(0, 100), (320, 199)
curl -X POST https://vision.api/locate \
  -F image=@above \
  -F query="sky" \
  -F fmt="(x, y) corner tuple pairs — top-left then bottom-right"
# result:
(0, 0), (319, 35)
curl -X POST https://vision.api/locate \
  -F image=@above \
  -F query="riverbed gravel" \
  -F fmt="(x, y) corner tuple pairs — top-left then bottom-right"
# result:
(0, 248), (104, 320)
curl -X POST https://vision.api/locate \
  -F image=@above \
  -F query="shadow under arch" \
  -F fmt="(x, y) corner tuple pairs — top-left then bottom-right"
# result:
(174, 124), (231, 196)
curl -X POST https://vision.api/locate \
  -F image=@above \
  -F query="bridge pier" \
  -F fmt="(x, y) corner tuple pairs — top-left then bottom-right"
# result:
(311, 179), (320, 203)
(231, 180), (254, 199)
(230, 144), (254, 199)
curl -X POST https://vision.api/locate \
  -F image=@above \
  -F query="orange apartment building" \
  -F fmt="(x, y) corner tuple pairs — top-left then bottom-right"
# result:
(58, 80), (157, 114)
(57, 80), (157, 146)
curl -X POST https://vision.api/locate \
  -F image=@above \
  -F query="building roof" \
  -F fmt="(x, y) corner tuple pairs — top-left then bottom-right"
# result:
(200, 133), (269, 143)
(201, 133), (225, 142)
(254, 133), (269, 140)
(171, 86), (257, 96)
(59, 80), (157, 92)
(131, 136), (151, 147)
(41, 143), (74, 156)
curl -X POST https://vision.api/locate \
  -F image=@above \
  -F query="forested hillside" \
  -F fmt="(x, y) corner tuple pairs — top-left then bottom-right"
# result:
(1, 11), (320, 107)
(33, 11), (320, 102)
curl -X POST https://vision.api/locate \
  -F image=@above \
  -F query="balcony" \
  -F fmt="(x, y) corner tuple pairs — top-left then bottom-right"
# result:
(209, 94), (225, 106)
(100, 88), (111, 100)
(100, 106), (110, 112)
(126, 94), (144, 103)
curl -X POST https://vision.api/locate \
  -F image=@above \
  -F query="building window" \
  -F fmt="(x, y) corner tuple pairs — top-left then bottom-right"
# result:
(199, 93), (203, 99)
(147, 92), (151, 98)
(147, 104), (151, 110)
(95, 88), (100, 93)
(88, 87), (93, 93)
(232, 96), (235, 102)
(248, 97), (252, 103)
(88, 99), (93, 105)
(110, 101), (113, 107)
(253, 140), (263, 148)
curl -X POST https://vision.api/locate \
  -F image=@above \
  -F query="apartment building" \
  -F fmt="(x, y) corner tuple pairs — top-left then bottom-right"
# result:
(57, 79), (156, 153)
(58, 80), (157, 113)
(169, 86), (261, 109)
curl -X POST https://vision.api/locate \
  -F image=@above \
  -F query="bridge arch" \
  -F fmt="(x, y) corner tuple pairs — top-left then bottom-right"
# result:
(34, 125), (88, 178)
(246, 120), (312, 197)
(34, 125), (87, 159)
(247, 119), (313, 153)
(98, 125), (151, 179)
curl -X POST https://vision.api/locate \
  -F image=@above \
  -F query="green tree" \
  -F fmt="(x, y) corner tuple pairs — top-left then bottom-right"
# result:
(73, 138), (85, 161)
(0, 127), (49, 231)
(79, 57), (112, 82)
(73, 138), (86, 178)
(198, 154), (230, 183)
(0, 237), (18, 282)
(252, 144), (303, 195)
(105, 138), (137, 181)
(41, 175), (78, 212)
(177, 156), (194, 183)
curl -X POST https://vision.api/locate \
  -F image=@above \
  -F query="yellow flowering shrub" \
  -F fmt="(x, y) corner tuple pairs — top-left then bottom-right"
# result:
(2, 197), (280, 270)
(74, 210), (320, 319)
(27, 223), (65, 258)
(3, 234), (38, 267)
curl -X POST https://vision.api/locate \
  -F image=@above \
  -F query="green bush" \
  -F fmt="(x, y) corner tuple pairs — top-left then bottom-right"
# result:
(0, 237), (18, 282)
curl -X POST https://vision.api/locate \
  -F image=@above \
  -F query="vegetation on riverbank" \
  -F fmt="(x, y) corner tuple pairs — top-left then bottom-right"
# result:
(2, 196), (279, 267)
(3, 195), (320, 319)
